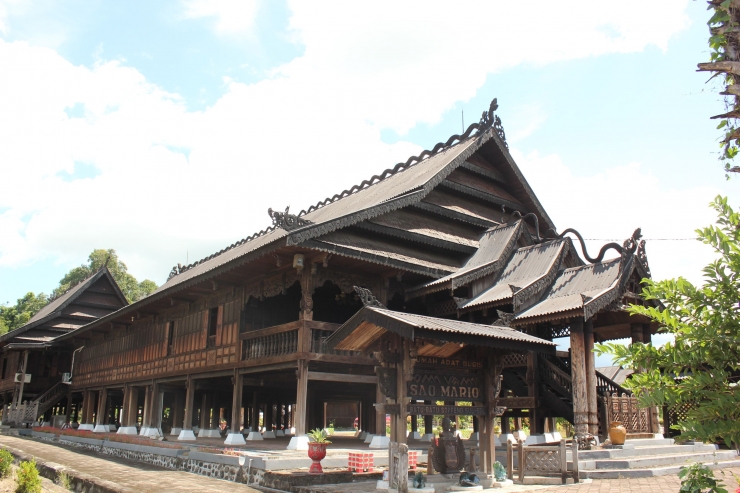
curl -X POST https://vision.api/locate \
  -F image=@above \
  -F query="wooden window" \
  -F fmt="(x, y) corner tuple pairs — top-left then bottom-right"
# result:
(166, 321), (174, 356)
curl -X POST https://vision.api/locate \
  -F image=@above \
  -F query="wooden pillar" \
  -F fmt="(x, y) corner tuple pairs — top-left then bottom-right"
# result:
(481, 352), (501, 475)
(231, 371), (243, 433)
(630, 323), (643, 344)
(642, 324), (660, 433)
(172, 391), (184, 430)
(182, 376), (194, 431)
(424, 400), (433, 435)
(295, 360), (308, 435)
(642, 324), (652, 345)
(125, 386), (139, 427)
(251, 392), (259, 431)
(64, 388), (73, 424)
(570, 318), (589, 436)
(95, 389), (108, 427)
(392, 337), (409, 444)
(283, 403), (290, 431)
(584, 320), (598, 435)
(199, 394), (208, 429)
(526, 351), (540, 434)
(376, 384), (385, 436)
(299, 267), (315, 321)
(141, 386), (151, 429)
(150, 381), (162, 431)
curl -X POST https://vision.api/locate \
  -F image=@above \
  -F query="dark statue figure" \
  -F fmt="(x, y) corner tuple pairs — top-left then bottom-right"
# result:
(428, 429), (467, 474)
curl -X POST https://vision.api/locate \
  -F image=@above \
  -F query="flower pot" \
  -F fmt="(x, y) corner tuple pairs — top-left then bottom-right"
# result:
(609, 421), (627, 445)
(307, 442), (327, 474)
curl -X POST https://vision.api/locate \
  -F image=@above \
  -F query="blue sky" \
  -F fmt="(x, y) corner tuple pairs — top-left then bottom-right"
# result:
(0, 1), (737, 364)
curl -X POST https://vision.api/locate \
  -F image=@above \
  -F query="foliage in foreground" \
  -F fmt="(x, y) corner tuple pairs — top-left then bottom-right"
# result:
(596, 196), (740, 450)
(679, 463), (727, 493)
(0, 449), (14, 478)
(56, 470), (72, 490)
(15, 459), (41, 493)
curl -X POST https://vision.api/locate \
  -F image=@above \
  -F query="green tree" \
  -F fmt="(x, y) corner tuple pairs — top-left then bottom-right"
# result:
(1, 249), (158, 334)
(53, 249), (157, 303)
(596, 196), (740, 451)
(0, 292), (49, 335)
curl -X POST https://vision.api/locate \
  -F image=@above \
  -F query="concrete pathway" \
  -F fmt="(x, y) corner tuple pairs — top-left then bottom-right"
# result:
(0, 435), (260, 493)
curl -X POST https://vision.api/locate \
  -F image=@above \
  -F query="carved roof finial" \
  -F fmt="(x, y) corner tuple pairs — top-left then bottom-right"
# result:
(353, 286), (385, 308)
(268, 206), (310, 231)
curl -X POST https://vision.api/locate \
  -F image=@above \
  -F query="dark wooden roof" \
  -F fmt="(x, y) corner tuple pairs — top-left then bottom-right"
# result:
(0, 267), (128, 348)
(325, 305), (556, 354)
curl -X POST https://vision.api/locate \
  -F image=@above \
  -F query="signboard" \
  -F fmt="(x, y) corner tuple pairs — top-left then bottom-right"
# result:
(415, 356), (483, 370)
(408, 404), (486, 416)
(381, 404), (487, 416)
(407, 372), (484, 402)
(493, 397), (536, 409)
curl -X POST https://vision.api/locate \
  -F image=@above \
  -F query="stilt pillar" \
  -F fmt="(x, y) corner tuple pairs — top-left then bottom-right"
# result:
(178, 376), (196, 440)
(225, 370), (245, 444)
(630, 323), (643, 344)
(170, 390), (184, 436)
(287, 360), (309, 449)
(118, 385), (139, 435)
(93, 389), (108, 432)
(570, 318), (589, 437)
(584, 320), (598, 435)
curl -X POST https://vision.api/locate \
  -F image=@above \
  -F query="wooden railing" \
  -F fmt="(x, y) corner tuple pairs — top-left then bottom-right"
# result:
(240, 320), (361, 361)
(35, 379), (67, 417)
(539, 358), (572, 398)
(603, 393), (652, 433)
(595, 371), (632, 397)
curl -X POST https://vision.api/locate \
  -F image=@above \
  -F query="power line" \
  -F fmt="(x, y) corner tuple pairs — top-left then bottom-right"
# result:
(583, 238), (695, 241)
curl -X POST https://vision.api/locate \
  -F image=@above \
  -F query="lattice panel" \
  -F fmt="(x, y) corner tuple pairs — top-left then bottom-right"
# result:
(502, 353), (527, 368)
(524, 450), (560, 473)
(605, 394), (651, 433)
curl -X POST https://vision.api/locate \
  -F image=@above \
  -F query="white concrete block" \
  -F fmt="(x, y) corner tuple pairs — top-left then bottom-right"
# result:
(409, 431), (422, 440)
(420, 433), (434, 442)
(224, 433), (247, 445)
(369, 435), (390, 449)
(275, 430), (285, 437)
(77, 424), (95, 431)
(358, 431), (367, 440)
(491, 479), (513, 488)
(177, 429), (197, 441)
(544, 432), (555, 443)
(500, 433), (517, 444)
(468, 432), (480, 441)
(170, 427), (182, 436)
(524, 434), (547, 445)
(552, 432), (563, 442)
(192, 426), (199, 434)
(287, 435), (309, 450)
(93, 424), (108, 433)
(246, 431), (263, 441)
(141, 427), (162, 438)
(363, 433), (376, 444)
(116, 426), (138, 435)
(262, 431), (276, 439)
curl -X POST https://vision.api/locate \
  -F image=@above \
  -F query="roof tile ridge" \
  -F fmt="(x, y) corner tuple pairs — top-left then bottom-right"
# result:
(47, 266), (102, 303)
(296, 98), (505, 217)
(166, 225), (277, 281)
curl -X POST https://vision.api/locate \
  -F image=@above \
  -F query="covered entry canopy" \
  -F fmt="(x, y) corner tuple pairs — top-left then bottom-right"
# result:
(326, 305), (556, 355)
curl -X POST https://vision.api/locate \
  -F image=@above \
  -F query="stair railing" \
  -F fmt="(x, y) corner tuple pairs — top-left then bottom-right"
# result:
(539, 358), (573, 398)
(595, 370), (632, 397)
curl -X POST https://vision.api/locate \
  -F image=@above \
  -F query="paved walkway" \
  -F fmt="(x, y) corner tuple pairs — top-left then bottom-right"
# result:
(0, 435), (260, 493)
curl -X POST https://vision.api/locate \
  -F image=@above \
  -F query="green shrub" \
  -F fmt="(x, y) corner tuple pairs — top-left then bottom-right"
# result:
(56, 470), (72, 490)
(15, 459), (41, 493)
(0, 448), (14, 478)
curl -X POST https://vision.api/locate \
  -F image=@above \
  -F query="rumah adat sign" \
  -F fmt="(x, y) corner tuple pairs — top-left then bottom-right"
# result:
(408, 356), (484, 402)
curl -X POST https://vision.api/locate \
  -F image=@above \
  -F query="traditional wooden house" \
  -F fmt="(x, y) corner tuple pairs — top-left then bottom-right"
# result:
(16, 100), (657, 471)
(0, 266), (128, 425)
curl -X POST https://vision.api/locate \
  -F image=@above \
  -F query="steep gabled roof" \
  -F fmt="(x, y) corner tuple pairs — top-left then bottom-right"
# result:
(405, 221), (524, 299)
(457, 238), (571, 313)
(513, 256), (631, 325)
(0, 267), (128, 346)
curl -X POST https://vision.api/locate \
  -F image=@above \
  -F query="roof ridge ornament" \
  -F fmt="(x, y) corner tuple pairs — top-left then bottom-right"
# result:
(296, 98), (507, 217)
(268, 206), (310, 231)
(547, 227), (642, 265)
(492, 310), (515, 327)
(353, 286), (385, 308)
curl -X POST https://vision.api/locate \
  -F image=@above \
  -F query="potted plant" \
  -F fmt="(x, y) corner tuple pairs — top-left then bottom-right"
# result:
(307, 428), (331, 474)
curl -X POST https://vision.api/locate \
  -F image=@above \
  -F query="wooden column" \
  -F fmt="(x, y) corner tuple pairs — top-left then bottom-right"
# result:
(211, 392), (220, 430)
(64, 388), (73, 424)
(584, 320), (598, 435)
(95, 389), (108, 427)
(299, 267), (315, 321)
(199, 394), (209, 430)
(482, 352), (501, 474)
(251, 392), (259, 431)
(231, 371), (243, 433)
(125, 386), (139, 427)
(642, 324), (660, 433)
(570, 318), (589, 436)
(642, 324), (652, 345)
(283, 403), (290, 431)
(376, 384), (385, 436)
(141, 386), (151, 429)
(172, 391), (184, 430)
(424, 400), (433, 435)
(295, 360), (308, 435)
(526, 351), (540, 434)
(630, 323), (643, 344)
(14, 350), (29, 408)
(392, 338), (409, 444)
(182, 376), (194, 431)
(150, 381), (162, 431)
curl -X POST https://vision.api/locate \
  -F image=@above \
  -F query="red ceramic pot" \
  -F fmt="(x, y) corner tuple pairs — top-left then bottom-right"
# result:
(308, 442), (327, 474)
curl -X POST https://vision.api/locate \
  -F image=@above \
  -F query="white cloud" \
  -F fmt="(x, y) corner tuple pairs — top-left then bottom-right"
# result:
(181, 0), (261, 36)
(0, 1), (694, 284)
(511, 150), (720, 285)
